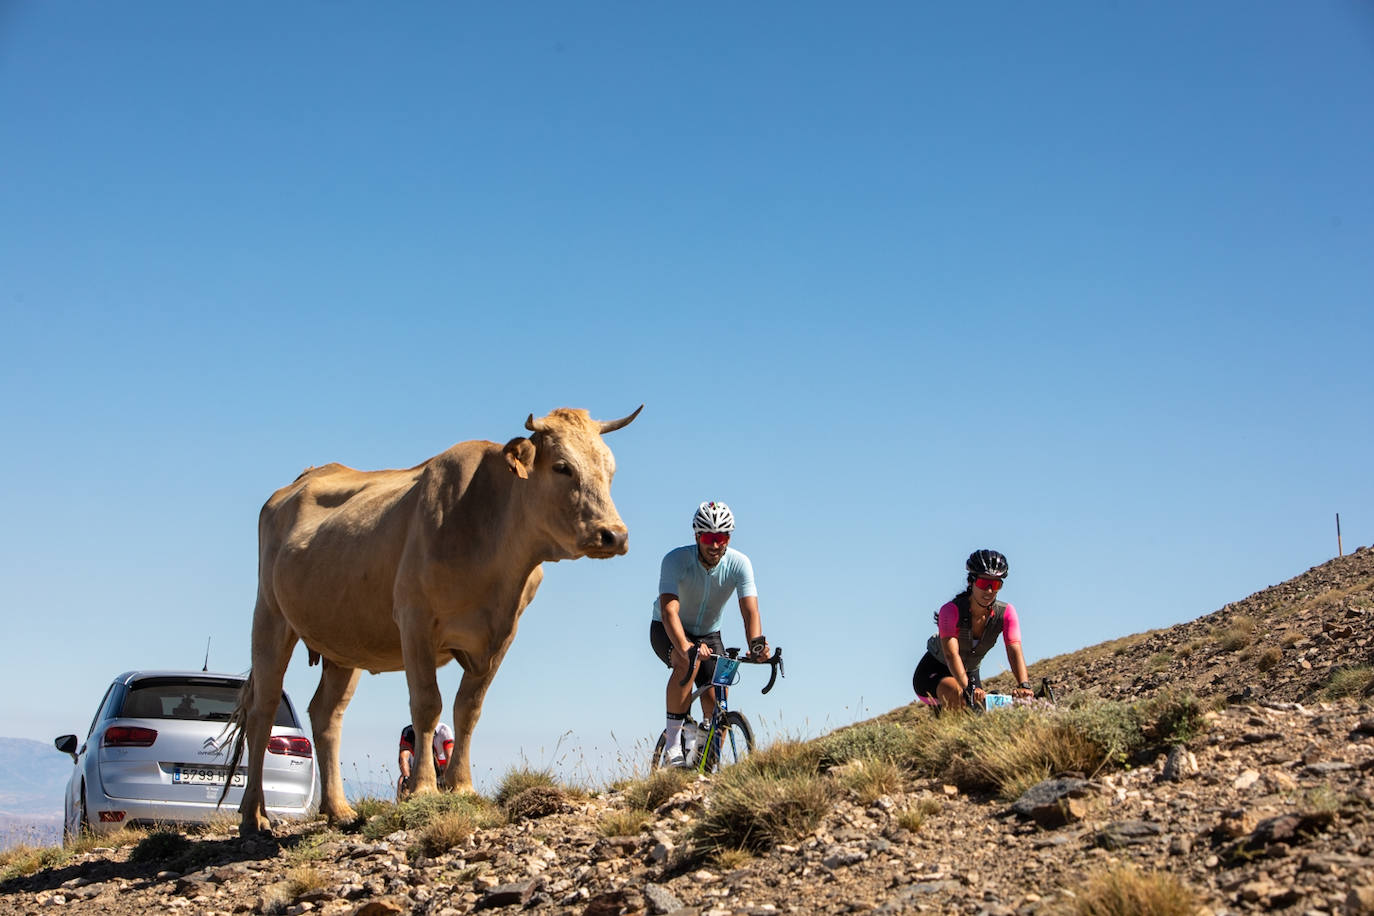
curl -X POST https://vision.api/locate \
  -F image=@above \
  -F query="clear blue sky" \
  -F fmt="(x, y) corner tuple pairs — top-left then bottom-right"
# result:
(3, 2), (1371, 798)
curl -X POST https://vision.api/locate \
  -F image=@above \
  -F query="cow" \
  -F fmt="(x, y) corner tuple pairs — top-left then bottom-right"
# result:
(222, 406), (641, 835)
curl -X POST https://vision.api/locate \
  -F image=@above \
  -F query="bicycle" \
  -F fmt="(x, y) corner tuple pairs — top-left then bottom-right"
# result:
(651, 645), (783, 774)
(915, 677), (1057, 714)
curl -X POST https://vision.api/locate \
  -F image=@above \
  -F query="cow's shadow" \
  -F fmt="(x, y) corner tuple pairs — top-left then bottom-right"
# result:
(0, 830), (302, 899)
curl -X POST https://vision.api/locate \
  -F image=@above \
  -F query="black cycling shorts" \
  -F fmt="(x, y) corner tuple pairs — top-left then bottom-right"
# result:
(650, 621), (725, 689)
(912, 652), (981, 699)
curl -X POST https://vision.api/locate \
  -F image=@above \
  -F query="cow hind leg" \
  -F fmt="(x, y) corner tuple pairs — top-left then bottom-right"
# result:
(307, 659), (361, 825)
(239, 595), (299, 836)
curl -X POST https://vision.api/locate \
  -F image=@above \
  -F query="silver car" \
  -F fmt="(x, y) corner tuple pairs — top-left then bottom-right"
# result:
(54, 670), (318, 843)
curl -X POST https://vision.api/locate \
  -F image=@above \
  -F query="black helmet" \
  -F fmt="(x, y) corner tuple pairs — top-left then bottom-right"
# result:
(966, 549), (1009, 579)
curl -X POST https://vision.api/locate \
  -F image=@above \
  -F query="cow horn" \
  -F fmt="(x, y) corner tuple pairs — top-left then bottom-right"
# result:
(599, 404), (643, 434)
(525, 414), (543, 433)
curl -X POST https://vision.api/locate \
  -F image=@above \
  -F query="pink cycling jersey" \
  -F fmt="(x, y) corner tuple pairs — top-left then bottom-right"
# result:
(938, 601), (1021, 645)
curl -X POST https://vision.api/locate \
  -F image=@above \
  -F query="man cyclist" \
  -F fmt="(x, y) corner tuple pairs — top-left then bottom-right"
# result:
(650, 501), (769, 767)
(397, 721), (455, 797)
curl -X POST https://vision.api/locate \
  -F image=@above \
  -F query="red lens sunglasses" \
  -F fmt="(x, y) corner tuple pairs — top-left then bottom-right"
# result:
(697, 532), (730, 546)
(974, 577), (1004, 592)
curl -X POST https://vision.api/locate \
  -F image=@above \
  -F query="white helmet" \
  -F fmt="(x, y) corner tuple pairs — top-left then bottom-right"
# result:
(691, 501), (735, 534)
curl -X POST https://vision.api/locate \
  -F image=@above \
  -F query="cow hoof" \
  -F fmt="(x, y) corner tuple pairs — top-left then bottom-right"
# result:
(324, 804), (358, 825)
(239, 815), (272, 838)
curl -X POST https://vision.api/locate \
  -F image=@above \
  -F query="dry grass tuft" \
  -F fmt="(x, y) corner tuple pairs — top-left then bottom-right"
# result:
(1254, 645), (1283, 672)
(413, 810), (478, 858)
(1322, 665), (1374, 700)
(362, 791), (501, 840)
(1212, 614), (1257, 651)
(713, 847), (754, 870)
(689, 769), (837, 854)
(598, 808), (653, 837)
(0, 844), (70, 880)
(620, 766), (690, 812)
(1052, 864), (1198, 916)
(837, 758), (903, 804)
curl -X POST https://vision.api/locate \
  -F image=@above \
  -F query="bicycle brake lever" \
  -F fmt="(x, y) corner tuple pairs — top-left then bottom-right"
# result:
(762, 647), (783, 695)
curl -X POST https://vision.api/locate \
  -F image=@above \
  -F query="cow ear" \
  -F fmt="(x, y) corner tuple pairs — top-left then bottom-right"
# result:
(503, 437), (536, 479)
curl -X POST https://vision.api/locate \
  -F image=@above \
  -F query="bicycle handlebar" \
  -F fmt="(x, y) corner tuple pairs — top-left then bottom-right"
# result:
(677, 644), (785, 693)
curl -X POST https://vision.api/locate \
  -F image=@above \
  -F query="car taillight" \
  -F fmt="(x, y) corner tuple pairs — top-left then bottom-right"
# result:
(103, 726), (157, 748)
(267, 736), (312, 758)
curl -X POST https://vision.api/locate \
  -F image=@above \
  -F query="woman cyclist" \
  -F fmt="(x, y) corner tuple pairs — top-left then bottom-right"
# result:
(913, 549), (1032, 711)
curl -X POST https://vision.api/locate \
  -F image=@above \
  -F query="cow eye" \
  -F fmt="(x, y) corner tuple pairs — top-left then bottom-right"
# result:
(552, 461), (574, 477)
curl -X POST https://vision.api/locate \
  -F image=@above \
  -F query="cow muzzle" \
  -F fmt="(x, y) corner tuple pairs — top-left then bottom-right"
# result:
(583, 526), (629, 558)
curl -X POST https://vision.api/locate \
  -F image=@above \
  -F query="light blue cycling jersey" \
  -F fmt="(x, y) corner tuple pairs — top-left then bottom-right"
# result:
(651, 545), (757, 636)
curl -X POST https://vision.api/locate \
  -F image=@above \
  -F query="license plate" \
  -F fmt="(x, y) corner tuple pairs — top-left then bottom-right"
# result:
(172, 766), (245, 787)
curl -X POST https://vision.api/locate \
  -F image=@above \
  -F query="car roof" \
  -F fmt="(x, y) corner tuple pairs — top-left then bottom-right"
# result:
(112, 670), (249, 686)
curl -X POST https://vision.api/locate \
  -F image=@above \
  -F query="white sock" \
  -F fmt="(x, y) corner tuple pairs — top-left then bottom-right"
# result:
(665, 715), (685, 750)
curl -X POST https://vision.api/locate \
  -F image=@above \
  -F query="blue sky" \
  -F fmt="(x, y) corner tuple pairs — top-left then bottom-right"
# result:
(3, 2), (1371, 798)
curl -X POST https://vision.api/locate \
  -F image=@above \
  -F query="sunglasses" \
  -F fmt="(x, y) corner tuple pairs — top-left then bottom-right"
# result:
(697, 532), (730, 546)
(973, 577), (1004, 592)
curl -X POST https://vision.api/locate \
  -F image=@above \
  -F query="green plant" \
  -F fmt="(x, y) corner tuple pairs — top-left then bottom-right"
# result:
(362, 792), (502, 841)
(0, 844), (70, 880)
(817, 722), (919, 769)
(1052, 864), (1198, 916)
(1147, 651), (1172, 673)
(1321, 665), (1374, 700)
(734, 738), (823, 780)
(282, 827), (341, 866)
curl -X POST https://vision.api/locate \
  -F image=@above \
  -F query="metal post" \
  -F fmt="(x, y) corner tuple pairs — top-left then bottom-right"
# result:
(1336, 513), (1342, 557)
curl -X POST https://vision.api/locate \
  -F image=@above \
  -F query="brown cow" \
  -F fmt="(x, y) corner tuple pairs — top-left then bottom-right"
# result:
(222, 406), (640, 835)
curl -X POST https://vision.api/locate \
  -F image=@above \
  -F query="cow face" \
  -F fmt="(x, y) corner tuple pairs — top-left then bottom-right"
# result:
(508, 406), (641, 560)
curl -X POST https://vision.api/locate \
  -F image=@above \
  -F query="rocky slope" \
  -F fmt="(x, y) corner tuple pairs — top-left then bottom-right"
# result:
(3, 547), (1372, 916)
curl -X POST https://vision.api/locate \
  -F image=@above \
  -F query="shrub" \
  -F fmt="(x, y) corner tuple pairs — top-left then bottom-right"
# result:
(1147, 651), (1172, 673)
(502, 785), (568, 821)
(129, 829), (191, 864)
(494, 766), (558, 807)
(282, 827), (341, 866)
(1052, 864), (1197, 916)
(1137, 689), (1207, 746)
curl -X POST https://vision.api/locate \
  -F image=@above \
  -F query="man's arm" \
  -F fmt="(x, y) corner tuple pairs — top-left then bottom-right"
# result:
(739, 595), (767, 658)
(661, 594), (706, 659)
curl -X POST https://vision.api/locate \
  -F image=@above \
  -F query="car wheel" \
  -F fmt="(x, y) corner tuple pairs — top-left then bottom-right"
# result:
(78, 783), (90, 837)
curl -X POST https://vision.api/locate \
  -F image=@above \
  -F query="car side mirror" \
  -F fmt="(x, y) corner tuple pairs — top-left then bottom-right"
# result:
(55, 734), (78, 764)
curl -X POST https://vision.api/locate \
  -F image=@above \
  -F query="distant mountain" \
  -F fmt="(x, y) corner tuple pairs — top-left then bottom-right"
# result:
(0, 737), (71, 817)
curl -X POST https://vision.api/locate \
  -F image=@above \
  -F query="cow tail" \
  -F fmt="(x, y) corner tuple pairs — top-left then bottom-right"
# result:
(216, 669), (254, 810)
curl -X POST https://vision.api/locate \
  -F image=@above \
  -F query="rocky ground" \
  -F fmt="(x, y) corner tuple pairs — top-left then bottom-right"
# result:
(3, 547), (1372, 916)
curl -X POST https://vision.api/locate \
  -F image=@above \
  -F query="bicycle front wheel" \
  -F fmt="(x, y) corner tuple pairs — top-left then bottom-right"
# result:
(702, 711), (754, 771)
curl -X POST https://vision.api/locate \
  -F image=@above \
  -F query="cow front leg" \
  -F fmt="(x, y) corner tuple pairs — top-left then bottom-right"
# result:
(448, 639), (515, 794)
(399, 613), (445, 798)
(307, 659), (361, 824)
(239, 596), (298, 836)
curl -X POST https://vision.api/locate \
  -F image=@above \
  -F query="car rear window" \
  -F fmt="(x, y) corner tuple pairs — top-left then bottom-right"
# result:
(121, 678), (297, 727)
